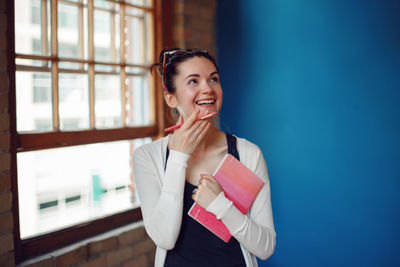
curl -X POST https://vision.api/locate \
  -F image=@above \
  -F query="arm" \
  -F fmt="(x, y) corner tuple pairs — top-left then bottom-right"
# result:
(133, 110), (212, 249)
(133, 148), (190, 250)
(206, 150), (276, 259)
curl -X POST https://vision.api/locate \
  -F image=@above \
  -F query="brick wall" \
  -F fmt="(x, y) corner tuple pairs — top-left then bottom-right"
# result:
(172, 0), (217, 57)
(0, 0), (14, 266)
(19, 222), (156, 267)
(1, 0), (216, 266)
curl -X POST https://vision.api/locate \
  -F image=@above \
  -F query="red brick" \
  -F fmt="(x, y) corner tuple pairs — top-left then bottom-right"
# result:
(118, 227), (146, 246)
(0, 153), (10, 172)
(25, 257), (53, 267)
(122, 254), (147, 267)
(184, 28), (192, 39)
(79, 255), (106, 267)
(0, 114), (9, 131)
(0, 251), (14, 267)
(146, 249), (156, 266)
(88, 237), (118, 256)
(199, 6), (215, 21)
(0, 73), (8, 93)
(131, 238), (156, 258)
(187, 0), (213, 7)
(0, 191), (11, 213)
(173, 0), (183, 14)
(0, 14), (6, 33)
(183, 2), (198, 16)
(106, 246), (133, 267)
(0, 212), (13, 234)
(0, 132), (9, 151)
(0, 92), (8, 111)
(0, 173), (10, 192)
(0, 0), (6, 12)
(0, 53), (6, 72)
(54, 246), (87, 267)
(173, 13), (184, 26)
(0, 233), (13, 254)
(172, 24), (185, 40)
(0, 33), (6, 51)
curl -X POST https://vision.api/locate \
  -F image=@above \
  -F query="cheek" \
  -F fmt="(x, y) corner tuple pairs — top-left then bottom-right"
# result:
(218, 87), (223, 100)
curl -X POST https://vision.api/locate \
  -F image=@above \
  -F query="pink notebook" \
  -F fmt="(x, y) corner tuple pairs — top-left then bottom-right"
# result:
(188, 154), (264, 242)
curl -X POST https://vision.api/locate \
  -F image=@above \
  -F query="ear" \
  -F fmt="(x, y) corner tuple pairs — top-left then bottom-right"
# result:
(164, 91), (179, 108)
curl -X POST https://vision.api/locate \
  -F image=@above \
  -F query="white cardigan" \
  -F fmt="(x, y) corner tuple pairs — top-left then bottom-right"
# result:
(132, 135), (276, 267)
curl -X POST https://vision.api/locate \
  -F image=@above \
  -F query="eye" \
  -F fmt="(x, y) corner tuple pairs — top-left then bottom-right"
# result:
(210, 76), (219, 83)
(188, 78), (198, 85)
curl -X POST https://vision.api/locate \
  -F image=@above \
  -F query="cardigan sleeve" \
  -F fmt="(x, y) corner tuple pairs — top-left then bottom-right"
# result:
(133, 147), (190, 250)
(206, 147), (276, 260)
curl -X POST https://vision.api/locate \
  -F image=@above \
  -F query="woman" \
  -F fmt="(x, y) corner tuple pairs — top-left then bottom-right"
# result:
(132, 48), (276, 267)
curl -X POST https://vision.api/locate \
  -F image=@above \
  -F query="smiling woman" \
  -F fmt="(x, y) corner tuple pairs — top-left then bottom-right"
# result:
(132, 48), (276, 267)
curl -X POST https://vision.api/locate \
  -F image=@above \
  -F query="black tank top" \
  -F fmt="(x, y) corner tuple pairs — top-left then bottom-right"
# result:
(164, 133), (246, 267)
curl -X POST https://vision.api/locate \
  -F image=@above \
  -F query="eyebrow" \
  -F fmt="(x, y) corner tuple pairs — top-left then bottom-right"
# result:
(184, 71), (219, 81)
(184, 74), (200, 81)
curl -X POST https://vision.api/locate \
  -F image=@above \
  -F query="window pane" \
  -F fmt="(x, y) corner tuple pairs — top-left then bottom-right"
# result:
(59, 73), (90, 130)
(58, 2), (81, 59)
(15, 0), (51, 56)
(125, 8), (145, 64)
(126, 74), (153, 126)
(94, 0), (114, 9)
(125, 9), (153, 65)
(58, 62), (87, 71)
(95, 65), (120, 73)
(16, 71), (53, 132)
(17, 138), (151, 239)
(144, 11), (155, 64)
(95, 75), (122, 128)
(94, 8), (120, 62)
(126, 0), (153, 8)
(16, 58), (50, 68)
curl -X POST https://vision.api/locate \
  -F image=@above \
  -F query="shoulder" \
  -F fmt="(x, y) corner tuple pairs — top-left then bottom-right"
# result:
(132, 135), (169, 162)
(235, 136), (262, 157)
(233, 135), (270, 184)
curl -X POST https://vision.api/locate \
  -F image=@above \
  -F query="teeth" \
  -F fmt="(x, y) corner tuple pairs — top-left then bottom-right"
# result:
(196, 100), (215, 105)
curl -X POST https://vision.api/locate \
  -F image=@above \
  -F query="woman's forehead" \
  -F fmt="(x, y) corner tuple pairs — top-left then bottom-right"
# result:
(176, 56), (218, 76)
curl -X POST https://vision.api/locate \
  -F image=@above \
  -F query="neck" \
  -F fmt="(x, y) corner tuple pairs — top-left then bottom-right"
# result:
(192, 126), (224, 155)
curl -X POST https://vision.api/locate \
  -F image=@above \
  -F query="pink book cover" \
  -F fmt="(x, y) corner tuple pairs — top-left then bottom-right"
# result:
(188, 154), (265, 242)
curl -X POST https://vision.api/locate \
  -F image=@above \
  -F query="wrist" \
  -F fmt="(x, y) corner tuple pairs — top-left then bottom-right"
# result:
(206, 191), (233, 219)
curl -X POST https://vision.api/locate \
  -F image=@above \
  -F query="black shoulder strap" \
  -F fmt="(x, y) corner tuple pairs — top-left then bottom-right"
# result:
(226, 133), (240, 161)
(165, 146), (170, 171)
(164, 133), (240, 171)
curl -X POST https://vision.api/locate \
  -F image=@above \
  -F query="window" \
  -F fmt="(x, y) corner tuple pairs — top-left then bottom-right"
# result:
(12, 0), (164, 262)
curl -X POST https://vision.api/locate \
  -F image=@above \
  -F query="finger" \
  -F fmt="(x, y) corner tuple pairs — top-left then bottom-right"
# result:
(198, 110), (208, 117)
(182, 119), (205, 137)
(200, 174), (217, 184)
(192, 121), (211, 144)
(181, 109), (200, 130)
(200, 174), (214, 180)
(192, 187), (199, 201)
(188, 120), (209, 142)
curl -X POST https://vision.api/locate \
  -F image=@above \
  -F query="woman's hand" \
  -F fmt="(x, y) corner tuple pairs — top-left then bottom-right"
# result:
(192, 174), (223, 209)
(168, 110), (211, 155)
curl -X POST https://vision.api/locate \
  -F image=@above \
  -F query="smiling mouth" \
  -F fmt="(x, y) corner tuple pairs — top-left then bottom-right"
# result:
(195, 99), (215, 105)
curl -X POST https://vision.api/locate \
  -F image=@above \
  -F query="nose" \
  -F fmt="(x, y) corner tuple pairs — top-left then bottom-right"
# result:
(200, 81), (214, 93)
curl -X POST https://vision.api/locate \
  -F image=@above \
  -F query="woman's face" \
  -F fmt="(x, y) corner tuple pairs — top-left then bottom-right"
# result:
(165, 56), (223, 119)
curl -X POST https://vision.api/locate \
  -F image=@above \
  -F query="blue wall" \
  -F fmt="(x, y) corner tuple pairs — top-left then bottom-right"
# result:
(217, 0), (400, 266)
